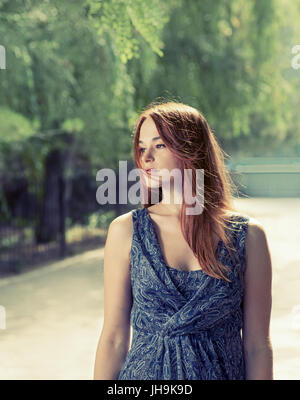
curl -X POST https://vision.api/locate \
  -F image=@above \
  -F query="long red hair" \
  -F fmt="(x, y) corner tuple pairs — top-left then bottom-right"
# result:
(132, 100), (244, 282)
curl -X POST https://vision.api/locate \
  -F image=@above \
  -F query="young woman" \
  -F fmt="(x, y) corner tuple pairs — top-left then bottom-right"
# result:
(93, 101), (273, 380)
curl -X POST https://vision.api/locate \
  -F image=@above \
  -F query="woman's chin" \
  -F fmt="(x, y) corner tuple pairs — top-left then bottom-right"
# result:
(146, 182), (161, 189)
(144, 174), (160, 184)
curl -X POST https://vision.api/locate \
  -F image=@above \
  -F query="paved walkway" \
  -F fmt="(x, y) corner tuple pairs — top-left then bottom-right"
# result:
(0, 198), (299, 380)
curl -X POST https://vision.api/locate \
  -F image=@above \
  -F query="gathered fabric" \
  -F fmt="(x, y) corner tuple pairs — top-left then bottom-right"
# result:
(117, 207), (249, 380)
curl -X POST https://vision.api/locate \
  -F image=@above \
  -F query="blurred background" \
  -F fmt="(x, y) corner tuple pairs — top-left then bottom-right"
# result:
(0, 0), (299, 380)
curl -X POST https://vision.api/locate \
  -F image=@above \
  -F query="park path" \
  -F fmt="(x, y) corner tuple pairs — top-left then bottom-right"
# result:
(0, 198), (299, 380)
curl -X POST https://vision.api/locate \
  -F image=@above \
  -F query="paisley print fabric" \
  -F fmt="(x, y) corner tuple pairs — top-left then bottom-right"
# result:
(117, 207), (250, 380)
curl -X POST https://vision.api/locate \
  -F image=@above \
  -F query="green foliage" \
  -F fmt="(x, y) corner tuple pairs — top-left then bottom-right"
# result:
(85, 0), (181, 63)
(0, 0), (299, 197)
(0, 0), (180, 174)
(61, 118), (84, 133)
(0, 107), (35, 143)
(126, 0), (299, 156)
(88, 210), (116, 229)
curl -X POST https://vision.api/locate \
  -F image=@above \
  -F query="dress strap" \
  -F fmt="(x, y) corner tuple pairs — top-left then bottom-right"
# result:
(227, 214), (250, 275)
(131, 208), (143, 242)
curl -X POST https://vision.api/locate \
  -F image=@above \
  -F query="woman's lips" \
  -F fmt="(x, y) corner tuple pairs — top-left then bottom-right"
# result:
(145, 169), (158, 175)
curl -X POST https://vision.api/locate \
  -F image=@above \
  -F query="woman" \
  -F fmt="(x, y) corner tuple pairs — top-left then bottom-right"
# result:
(93, 101), (273, 380)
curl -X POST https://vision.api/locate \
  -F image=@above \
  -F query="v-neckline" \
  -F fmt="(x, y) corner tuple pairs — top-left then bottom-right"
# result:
(143, 207), (224, 274)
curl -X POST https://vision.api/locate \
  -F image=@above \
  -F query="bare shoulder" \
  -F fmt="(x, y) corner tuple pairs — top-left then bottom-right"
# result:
(109, 211), (133, 240)
(109, 210), (134, 235)
(245, 216), (267, 246)
(242, 215), (273, 355)
(244, 216), (272, 274)
(105, 210), (134, 257)
(100, 210), (135, 347)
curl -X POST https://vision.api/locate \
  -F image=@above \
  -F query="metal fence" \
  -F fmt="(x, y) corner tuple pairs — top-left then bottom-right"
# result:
(227, 157), (300, 197)
(0, 216), (108, 276)
(0, 174), (119, 277)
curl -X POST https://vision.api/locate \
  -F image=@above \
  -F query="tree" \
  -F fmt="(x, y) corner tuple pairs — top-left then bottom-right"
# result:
(128, 0), (300, 156)
(0, 0), (180, 240)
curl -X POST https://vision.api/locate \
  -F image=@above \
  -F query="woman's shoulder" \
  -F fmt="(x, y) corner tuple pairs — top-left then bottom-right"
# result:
(226, 212), (267, 252)
(224, 212), (266, 246)
(244, 216), (268, 248)
(110, 209), (135, 231)
(225, 211), (255, 226)
(108, 208), (144, 237)
(227, 211), (263, 228)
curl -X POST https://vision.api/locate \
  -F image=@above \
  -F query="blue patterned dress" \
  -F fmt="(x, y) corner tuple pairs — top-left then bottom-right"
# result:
(117, 207), (250, 380)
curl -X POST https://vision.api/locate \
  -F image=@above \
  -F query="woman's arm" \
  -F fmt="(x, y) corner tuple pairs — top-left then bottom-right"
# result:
(93, 212), (133, 380)
(242, 218), (273, 380)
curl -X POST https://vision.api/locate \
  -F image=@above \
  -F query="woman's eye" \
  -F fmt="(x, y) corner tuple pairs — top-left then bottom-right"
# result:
(138, 144), (165, 154)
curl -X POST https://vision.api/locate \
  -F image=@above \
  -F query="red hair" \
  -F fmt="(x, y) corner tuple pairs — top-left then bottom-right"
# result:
(132, 100), (244, 282)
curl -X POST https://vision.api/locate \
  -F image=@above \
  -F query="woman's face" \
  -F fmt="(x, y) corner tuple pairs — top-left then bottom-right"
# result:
(138, 116), (181, 187)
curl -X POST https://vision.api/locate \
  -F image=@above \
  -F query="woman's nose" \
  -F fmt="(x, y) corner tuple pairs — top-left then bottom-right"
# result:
(144, 148), (154, 161)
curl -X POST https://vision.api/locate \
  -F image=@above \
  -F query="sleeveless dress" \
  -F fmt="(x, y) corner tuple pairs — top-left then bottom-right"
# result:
(117, 207), (250, 380)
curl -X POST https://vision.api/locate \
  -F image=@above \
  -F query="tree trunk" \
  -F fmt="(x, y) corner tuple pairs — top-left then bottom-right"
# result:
(36, 148), (64, 243)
